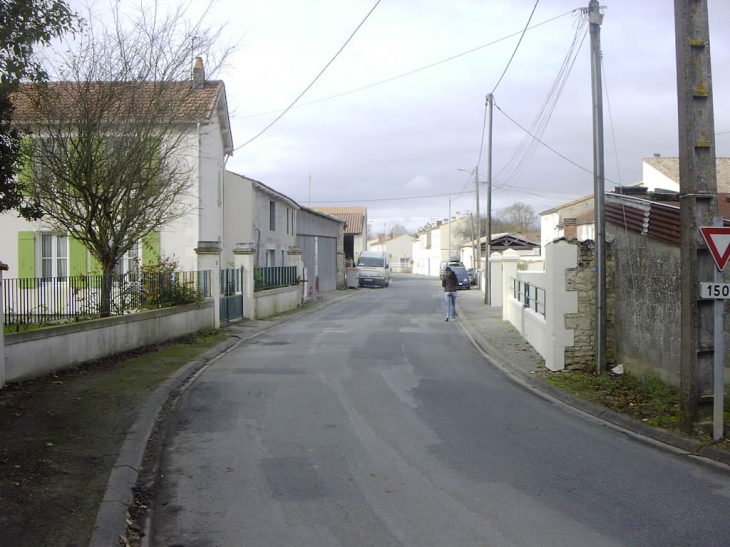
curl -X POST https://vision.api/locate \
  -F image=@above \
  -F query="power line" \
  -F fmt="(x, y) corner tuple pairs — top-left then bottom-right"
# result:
(237, 10), (575, 121)
(234, 0), (381, 150)
(491, 0), (540, 95)
(492, 13), (588, 190)
(494, 101), (619, 186)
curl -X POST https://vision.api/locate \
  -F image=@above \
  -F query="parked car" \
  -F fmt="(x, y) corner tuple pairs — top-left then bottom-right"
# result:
(467, 268), (478, 286)
(449, 265), (471, 290)
(440, 257), (465, 279)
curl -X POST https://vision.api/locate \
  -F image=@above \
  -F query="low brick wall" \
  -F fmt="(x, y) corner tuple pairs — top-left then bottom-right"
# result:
(3, 300), (215, 385)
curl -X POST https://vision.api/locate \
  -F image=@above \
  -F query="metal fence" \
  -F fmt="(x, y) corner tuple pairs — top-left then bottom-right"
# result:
(254, 266), (298, 291)
(513, 278), (547, 317)
(3, 270), (211, 330)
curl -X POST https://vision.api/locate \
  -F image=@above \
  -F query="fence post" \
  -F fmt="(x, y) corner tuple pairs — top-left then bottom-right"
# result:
(234, 243), (257, 320)
(0, 260), (8, 388)
(194, 241), (222, 328)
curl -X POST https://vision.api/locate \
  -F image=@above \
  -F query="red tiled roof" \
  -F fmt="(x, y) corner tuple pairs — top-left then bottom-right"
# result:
(11, 80), (226, 123)
(310, 206), (367, 235)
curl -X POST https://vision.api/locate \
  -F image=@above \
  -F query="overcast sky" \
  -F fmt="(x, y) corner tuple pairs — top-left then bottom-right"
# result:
(106, 1), (730, 233)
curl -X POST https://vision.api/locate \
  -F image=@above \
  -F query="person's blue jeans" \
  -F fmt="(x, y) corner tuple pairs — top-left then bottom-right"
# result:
(444, 291), (457, 320)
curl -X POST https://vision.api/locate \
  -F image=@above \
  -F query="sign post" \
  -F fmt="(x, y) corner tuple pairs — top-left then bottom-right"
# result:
(699, 222), (730, 440)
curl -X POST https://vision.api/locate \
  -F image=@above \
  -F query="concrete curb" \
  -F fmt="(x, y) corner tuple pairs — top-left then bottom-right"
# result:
(89, 290), (359, 547)
(455, 298), (730, 469)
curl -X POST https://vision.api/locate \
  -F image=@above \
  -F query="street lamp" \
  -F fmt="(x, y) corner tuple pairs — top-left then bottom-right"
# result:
(448, 197), (452, 260)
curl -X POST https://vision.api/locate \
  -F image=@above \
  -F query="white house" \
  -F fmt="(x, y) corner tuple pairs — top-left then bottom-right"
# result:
(641, 155), (730, 192)
(539, 156), (730, 252)
(412, 213), (475, 276)
(0, 59), (233, 279)
(539, 194), (595, 253)
(367, 233), (414, 272)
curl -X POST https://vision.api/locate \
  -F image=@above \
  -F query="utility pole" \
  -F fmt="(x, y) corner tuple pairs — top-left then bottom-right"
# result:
(475, 166), (480, 272)
(675, 0), (718, 433)
(485, 93), (494, 305)
(588, 0), (606, 375)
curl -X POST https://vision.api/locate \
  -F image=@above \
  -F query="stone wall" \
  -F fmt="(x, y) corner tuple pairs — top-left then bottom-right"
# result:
(607, 225), (683, 385)
(563, 240), (616, 370)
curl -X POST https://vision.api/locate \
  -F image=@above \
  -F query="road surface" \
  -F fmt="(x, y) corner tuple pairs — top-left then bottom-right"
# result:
(150, 274), (730, 546)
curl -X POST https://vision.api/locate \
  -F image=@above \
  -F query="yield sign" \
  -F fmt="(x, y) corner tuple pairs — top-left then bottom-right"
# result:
(700, 227), (730, 271)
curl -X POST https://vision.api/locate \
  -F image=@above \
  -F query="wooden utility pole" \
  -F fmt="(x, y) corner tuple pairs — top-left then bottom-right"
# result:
(675, 0), (718, 432)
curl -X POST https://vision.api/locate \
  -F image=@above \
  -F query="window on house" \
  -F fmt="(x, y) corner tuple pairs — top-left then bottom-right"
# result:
(115, 241), (141, 276)
(270, 201), (276, 231)
(41, 234), (68, 279)
(266, 249), (275, 267)
(286, 208), (290, 234)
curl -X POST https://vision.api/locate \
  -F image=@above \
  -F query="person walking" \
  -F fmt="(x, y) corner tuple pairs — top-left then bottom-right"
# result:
(442, 266), (458, 321)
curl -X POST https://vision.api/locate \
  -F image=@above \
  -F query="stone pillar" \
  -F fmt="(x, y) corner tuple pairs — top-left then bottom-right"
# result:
(501, 249), (521, 321)
(0, 260), (8, 388)
(489, 252), (504, 307)
(546, 240), (579, 371)
(233, 243), (256, 320)
(195, 241), (222, 328)
(287, 246), (305, 302)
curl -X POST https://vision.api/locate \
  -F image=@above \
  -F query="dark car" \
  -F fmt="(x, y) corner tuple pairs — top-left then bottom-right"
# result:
(467, 268), (478, 285)
(450, 266), (471, 290)
(440, 259), (465, 279)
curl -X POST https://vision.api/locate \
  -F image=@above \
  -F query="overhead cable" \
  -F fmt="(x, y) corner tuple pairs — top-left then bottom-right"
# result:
(237, 10), (575, 120)
(234, 0), (382, 150)
(490, 0), (541, 95)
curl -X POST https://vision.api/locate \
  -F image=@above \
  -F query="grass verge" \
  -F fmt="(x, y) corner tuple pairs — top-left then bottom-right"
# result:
(0, 329), (231, 547)
(541, 368), (730, 444)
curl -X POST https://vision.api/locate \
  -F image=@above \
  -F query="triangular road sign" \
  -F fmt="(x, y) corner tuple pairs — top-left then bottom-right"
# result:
(700, 227), (730, 271)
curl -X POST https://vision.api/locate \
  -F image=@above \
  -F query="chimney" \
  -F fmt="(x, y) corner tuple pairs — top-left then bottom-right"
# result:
(192, 56), (205, 90)
(653, 152), (661, 157)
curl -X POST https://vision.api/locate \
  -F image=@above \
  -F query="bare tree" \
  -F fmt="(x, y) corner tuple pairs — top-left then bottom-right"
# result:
(494, 202), (538, 234)
(13, 0), (234, 314)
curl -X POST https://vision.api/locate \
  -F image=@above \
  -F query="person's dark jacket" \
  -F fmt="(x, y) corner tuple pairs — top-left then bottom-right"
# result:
(442, 268), (458, 292)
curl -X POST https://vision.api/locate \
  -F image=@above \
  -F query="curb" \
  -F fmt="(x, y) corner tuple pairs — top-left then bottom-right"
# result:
(89, 290), (359, 547)
(456, 299), (730, 469)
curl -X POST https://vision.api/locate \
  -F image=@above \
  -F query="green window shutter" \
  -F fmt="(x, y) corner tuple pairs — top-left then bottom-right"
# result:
(18, 138), (35, 194)
(18, 231), (36, 287)
(142, 232), (160, 265)
(69, 238), (88, 288)
(69, 238), (88, 276)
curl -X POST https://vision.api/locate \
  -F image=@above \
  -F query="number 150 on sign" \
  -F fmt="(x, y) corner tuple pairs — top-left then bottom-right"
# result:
(700, 283), (730, 299)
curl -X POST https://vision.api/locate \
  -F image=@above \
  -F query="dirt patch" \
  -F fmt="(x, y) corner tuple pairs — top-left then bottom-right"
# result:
(0, 331), (230, 547)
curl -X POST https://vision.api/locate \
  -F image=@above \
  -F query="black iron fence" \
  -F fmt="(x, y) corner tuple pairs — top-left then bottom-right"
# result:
(3, 270), (211, 330)
(513, 278), (547, 317)
(254, 266), (298, 291)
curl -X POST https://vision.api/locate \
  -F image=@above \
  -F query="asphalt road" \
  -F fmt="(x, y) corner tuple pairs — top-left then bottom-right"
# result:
(150, 275), (730, 547)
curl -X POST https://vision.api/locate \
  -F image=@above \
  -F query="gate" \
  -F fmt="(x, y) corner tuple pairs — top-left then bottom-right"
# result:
(298, 235), (338, 292)
(220, 268), (244, 323)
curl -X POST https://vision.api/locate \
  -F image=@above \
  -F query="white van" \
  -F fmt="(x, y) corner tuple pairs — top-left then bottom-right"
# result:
(356, 251), (391, 288)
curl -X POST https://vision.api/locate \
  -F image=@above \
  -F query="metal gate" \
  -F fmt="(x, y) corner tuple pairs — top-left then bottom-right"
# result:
(220, 268), (244, 323)
(298, 235), (338, 292)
